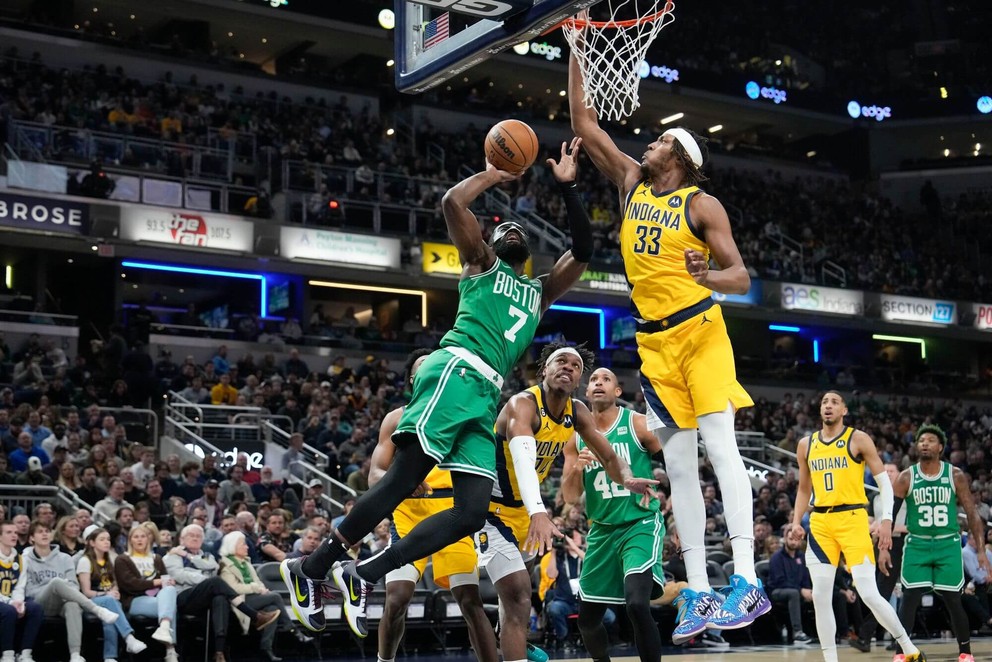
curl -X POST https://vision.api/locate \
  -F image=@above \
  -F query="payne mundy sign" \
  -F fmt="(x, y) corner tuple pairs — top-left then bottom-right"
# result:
(0, 192), (89, 234)
(119, 207), (253, 251)
(880, 294), (956, 326)
(281, 227), (401, 269)
(972, 303), (992, 331)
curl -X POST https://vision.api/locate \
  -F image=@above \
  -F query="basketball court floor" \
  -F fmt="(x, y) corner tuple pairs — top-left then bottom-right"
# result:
(323, 638), (989, 662)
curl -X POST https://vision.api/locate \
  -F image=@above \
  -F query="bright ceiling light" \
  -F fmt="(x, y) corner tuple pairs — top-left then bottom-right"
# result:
(512, 42), (530, 55)
(660, 112), (683, 125)
(708, 124), (723, 133)
(378, 9), (395, 30)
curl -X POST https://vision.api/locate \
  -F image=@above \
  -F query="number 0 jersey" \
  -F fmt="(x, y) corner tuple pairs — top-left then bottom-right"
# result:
(905, 461), (958, 537)
(441, 258), (542, 377)
(807, 426), (867, 508)
(620, 182), (711, 321)
(0, 549), (22, 598)
(492, 385), (574, 507)
(577, 407), (659, 525)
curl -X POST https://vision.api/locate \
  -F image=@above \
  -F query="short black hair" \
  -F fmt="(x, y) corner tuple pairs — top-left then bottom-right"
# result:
(537, 341), (596, 376)
(915, 423), (946, 446)
(820, 390), (846, 405)
(403, 348), (433, 385)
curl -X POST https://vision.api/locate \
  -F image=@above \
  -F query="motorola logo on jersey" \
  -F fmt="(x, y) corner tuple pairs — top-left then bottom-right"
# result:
(563, 415), (573, 428)
(668, 195), (683, 209)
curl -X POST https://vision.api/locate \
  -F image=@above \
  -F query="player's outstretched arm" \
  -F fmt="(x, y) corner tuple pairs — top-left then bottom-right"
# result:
(789, 437), (813, 541)
(441, 163), (520, 271)
(685, 194), (750, 295)
(567, 52), (640, 193)
(855, 430), (893, 551)
(573, 401), (658, 498)
(560, 437), (586, 506)
(541, 138), (590, 311)
(504, 393), (562, 555)
(953, 467), (991, 573)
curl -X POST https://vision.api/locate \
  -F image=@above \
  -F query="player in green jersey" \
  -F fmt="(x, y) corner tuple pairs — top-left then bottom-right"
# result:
(561, 367), (665, 662)
(282, 137), (600, 642)
(890, 424), (989, 662)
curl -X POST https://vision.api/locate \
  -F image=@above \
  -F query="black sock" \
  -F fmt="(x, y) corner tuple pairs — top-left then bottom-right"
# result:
(624, 571), (662, 662)
(937, 590), (971, 655)
(301, 536), (348, 578)
(577, 600), (611, 662)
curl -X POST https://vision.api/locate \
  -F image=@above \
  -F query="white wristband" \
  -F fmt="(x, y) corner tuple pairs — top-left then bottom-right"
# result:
(874, 470), (894, 521)
(508, 435), (545, 517)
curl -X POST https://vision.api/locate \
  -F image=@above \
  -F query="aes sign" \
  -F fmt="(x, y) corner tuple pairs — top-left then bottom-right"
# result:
(0, 192), (89, 234)
(780, 283), (863, 316)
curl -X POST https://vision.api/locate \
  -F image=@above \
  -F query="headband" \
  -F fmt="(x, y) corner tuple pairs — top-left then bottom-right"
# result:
(663, 128), (703, 168)
(545, 347), (584, 372)
(491, 221), (528, 244)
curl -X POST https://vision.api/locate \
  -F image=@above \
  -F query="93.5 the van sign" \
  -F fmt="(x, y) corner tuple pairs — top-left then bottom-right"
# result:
(0, 192), (89, 234)
(407, 0), (531, 18)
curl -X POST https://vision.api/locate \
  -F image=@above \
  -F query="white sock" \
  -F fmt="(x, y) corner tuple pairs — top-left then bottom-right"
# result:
(698, 405), (757, 584)
(808, 559), (839, 662)
(656, 427), (709, 592)
(378, 657), (395, 662)
(850, 561), (918, 655)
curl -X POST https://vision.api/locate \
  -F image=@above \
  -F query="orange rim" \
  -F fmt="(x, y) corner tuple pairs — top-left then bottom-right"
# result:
(561, 0), (674, 29)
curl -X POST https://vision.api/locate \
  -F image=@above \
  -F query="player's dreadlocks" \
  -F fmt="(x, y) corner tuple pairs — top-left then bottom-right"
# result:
(915, 423), (946, 446)
(673, 127), (709, 187)
(403, 348), (433, 385)
(537, 341), (596, 376)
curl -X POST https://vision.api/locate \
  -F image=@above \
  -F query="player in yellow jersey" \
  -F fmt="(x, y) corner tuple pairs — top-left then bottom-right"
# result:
(568, 50), (765, 642)
(369, 349), (497, 662)
(789, 391), (926, 662)
(480, 342), (657, 662)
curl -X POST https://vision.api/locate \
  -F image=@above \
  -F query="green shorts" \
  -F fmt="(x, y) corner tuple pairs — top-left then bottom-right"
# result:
(578, 511), (666, 604)
(394, 349), (500, 481)
(900, 534), (964, 591)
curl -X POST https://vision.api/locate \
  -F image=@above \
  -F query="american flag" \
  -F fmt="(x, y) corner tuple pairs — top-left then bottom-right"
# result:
(423, 12), (449, 50)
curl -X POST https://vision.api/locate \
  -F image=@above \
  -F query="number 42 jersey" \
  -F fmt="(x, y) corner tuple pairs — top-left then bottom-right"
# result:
(441, 258), (543, 376)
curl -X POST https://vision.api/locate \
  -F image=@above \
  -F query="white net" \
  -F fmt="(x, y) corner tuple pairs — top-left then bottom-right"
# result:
(562, 0), (676, 122)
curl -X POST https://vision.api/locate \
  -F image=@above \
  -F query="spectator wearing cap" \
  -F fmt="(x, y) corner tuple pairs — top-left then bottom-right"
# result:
(15, 456), (54, 486)
(190, 480), (226, 528)
(9, 432), (49, 474)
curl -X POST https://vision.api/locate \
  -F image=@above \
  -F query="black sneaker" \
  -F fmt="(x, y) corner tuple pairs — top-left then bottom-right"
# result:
(279, 558), (326, 632)
(849, 637), (871, 652)
(331, 560), (370, 638)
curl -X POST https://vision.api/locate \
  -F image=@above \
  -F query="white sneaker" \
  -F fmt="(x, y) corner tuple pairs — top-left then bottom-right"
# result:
(3, 651), (15, 662)
(152, 624), (173, 645)
(105, 658), (118, 662)
(164, 649), (179, 662)
(17, 651), (33, 662)
(125, 635), (148, 654)
(69, 654), (86, 662)
(94, 607), (119, 624)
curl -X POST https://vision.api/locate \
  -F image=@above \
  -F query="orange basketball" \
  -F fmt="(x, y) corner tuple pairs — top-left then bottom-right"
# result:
(485, 119), (538, 174)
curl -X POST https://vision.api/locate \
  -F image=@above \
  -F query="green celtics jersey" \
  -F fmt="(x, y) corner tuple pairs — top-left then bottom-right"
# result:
(905, 462), (959, 537)
(440, 258), (543, 376)
(578, 407), (659, 525)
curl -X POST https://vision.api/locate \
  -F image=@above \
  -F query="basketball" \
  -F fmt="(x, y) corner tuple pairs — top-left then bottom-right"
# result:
(484, 119), (538, 174)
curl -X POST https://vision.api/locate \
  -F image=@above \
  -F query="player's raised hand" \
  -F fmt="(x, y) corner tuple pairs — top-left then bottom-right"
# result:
(484, 159), (524, 183)
(547, 137), (583, 184)
(524, 512), (563, 556)
(684, 248), (709, 284)
(877, 548), (892, 577)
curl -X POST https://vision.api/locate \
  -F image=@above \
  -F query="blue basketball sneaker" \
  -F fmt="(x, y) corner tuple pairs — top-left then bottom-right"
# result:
(526, 643), (549, 662)
(708, 574), (772, 630)
(671, 588), (721, 645)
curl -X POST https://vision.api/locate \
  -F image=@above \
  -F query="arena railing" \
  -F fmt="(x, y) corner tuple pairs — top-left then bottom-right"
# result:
(0, 308), (79, 326)
(163, 405), (233, 468)
(0, 484), (93, 518)
(286, 459), (355, 515)
(99, 406), (160, 450)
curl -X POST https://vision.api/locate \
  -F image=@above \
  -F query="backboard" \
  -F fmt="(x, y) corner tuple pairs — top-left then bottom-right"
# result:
(395, 0), (602, 94)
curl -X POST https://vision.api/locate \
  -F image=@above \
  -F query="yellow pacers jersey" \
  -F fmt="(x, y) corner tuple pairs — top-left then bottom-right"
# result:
(423, 465), (453, 491)
(0, 553), (22, 597)
(492, 385), (575, 507)
(807, 427), (867, 507)
(620, 182), (712, 321)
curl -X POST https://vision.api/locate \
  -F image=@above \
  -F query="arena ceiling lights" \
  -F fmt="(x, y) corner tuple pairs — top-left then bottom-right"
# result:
(872, 334), (926, 360)
(121, 261), (267, 318)
(549, 304), (606, 350)
(307, 280), (428, 326)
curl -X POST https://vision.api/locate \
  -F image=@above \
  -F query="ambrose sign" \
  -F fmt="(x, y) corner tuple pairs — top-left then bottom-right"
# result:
(0, 192), (89, 234)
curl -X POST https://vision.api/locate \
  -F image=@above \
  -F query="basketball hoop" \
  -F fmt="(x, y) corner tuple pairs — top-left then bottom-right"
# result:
(562, 0), (676, 121)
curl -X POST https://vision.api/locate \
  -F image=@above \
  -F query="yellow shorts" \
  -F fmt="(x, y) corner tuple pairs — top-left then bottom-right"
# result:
(391, 496), (477, 589)
(807, 509), (875, 567)
(636, 303), (753, 429)
(487, 502), (531, 550)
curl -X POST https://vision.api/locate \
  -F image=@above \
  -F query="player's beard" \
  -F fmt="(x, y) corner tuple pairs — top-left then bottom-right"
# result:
(493, 238), (531, 265)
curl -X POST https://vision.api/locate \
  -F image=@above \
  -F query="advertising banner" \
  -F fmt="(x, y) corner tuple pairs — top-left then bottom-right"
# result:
(422, 241), (532, 276)
(780, 282), (864, 316)
(880, 294), (956, 325)
(120, 207), (253, 251)
(0, 192), (89, 234)
(972, 303), (992, 331)
(282, 227), (401, 269)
